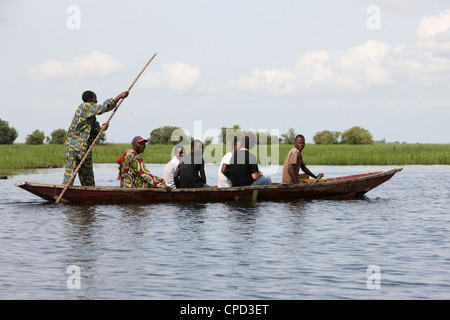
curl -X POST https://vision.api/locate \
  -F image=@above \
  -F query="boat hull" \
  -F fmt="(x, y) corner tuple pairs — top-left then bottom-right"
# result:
(16, 168), (402, 204)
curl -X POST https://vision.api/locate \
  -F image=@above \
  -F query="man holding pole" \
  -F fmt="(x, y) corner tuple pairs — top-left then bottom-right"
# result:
(63, 90), (129, 186)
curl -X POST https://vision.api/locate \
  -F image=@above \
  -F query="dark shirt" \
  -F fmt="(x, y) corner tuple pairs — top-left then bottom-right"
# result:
(229, 149), (258, 186)
(177, 153), (205, 188)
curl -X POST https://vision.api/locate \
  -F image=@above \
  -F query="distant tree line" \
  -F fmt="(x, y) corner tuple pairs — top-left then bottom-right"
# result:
(148, 125), (281, 146)
(1, 117), (375, 146)
(0, 118), (106, 145)
(313, 126), (374, 145)
(148, 125), (375, 145)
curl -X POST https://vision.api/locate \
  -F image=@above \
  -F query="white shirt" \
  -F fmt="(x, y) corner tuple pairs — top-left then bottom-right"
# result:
(217, 152), (233, 188)
(163, 156), (181, 188)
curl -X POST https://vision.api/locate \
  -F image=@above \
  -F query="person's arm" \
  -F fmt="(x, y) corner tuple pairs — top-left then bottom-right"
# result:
(221, 163), (231, 179)
(96, 122), (109, 133)
(249, 155), (261, 181)
(200, 168), (207, 184)
(174, 167), (180, 188)
(288, 164), (300, 184)
(251, 171), (262, 180)
(300, 163), (323, 180)
(113, 91), (129, 104)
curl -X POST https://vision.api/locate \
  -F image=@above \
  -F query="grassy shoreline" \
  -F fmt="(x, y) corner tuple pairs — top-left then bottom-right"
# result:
(1, 143), (449, 176)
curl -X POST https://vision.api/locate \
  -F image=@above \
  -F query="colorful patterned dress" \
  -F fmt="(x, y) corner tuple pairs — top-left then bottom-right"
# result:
(117, 149), (166, 188)
(63, 98), (116, 186)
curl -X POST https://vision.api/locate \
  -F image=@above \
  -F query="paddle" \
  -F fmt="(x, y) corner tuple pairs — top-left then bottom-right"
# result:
(55, 53), (157, 204)
(305, 174), (323, 191)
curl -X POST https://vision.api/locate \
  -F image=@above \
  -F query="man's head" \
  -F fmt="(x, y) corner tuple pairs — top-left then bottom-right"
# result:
(82, 91), (97, 103)
(131, 136), (149, 154)
(294, 134), (305, 151)
(191, 139), (203, 154)
(174, 144), (184, 159)
(232, 136), (241, 152)
(240, 131), (257, 150)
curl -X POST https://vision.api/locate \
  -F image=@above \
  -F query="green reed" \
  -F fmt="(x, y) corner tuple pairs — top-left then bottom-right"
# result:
(0, 144), (65, 176)
(1, 143), (449, 176)
(295, 144), (450, 165)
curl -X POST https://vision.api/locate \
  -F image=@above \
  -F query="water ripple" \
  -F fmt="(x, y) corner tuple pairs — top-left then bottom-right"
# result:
(1, 165), (449, 299)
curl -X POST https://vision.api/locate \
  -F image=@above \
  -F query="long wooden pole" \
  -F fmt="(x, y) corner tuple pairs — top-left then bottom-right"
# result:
(305, 175), (322, 191)
(55, 53), (157, 203)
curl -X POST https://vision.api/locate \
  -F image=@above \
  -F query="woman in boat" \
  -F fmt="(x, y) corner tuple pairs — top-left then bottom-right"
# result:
(117, 136), (169, 189)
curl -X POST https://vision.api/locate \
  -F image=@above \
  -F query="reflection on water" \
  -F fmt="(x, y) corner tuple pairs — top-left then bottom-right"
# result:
(1, 165), (450, 299)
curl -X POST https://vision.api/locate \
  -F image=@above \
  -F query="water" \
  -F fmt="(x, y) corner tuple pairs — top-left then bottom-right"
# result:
(1, 164), (449, 300)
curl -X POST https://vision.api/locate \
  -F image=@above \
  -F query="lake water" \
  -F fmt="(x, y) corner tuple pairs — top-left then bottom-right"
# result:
(1, 164), (449, 301)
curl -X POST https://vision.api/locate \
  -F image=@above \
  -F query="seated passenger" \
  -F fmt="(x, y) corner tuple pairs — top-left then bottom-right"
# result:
(163, 144), (184, 188)
(228, 133), (272, 186)
(117, 136), (169, 189)
(282, 134), (324, 184)
(174, 139), (209, 188)
(218, 138), (241, 188)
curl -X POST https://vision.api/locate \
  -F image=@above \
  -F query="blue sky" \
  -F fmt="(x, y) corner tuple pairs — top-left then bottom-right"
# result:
(1, 0), (450, 144)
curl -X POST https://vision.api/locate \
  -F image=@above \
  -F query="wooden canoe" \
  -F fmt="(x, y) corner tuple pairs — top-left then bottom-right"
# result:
(15, 168), (402, 204)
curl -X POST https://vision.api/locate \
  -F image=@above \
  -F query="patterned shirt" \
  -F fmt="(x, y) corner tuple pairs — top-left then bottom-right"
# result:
(64, 98), (116, 154)
(117, 149), (166, 188)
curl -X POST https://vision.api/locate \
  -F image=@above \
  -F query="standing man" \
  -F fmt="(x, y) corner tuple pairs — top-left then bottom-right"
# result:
(63, 90), (128, 186)
(282, 134), (324, 184)
(117, 136), (168, 189)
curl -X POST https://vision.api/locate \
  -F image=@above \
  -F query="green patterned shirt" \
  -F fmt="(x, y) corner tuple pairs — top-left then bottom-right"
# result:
(64, 98), (116, 154)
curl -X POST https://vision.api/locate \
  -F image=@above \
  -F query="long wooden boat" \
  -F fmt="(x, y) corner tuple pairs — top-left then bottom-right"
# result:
(15, 168), (402, 204)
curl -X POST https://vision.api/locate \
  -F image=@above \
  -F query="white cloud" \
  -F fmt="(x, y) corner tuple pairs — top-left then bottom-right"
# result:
(417, 9), (450, 40)
(226, 40), (396, 94)
(226, 68), (296, 95)
(139, 62), (201, 91)
(226, 8), (450, 96)
(416, 9), (450, 52)
(28, 51), (123, 81)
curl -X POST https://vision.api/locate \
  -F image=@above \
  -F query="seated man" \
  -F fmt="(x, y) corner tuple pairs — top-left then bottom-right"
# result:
(117, 136), (169, 189)
(282, 134), (324, 184)
(174, 139), (209, 188)
(228, 133), (272, 186)
(218, 137), (241, 188)
(163, 144), (184, 188)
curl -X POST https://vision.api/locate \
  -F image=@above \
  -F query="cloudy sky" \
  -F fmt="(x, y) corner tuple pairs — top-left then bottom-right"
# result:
(1, 0), (450, 144)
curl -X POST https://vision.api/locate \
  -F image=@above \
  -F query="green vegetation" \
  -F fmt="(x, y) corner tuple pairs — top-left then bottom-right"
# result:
(47, 129), (67, 144)
(25, 130), (46, 145)
(1, 143), (449, 176)
(313, 126), (374, 145)
(296, 144), (450, 165)
(0, 144), (65, 176)
(0, 119), (18, 144)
